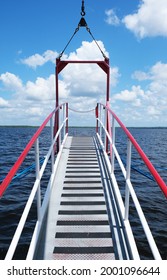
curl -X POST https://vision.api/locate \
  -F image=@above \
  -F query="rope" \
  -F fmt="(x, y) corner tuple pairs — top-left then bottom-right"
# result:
(14, 158), (45, 179)
(69, 107), (95, 113)
(121, 157), (155, 181)
(0, 151), (165, 185)
(0, 158), (45, 184)
(131, 165), (155, 181)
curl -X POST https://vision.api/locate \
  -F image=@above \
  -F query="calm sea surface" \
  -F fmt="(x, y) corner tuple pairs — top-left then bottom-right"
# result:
(0, 127), (167, 260)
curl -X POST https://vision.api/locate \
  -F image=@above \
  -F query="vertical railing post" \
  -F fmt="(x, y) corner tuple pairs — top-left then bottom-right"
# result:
(55, 58), (60, 153)
(96, 103), (99, 133)
(59, 107), (62, 149)
(50, 117), (54, 173)
(99, 104), (102, 139)
(35, 139), (41, 222)
(111, 116), (115, 173)
(106, 103), (112, 163)
(63, 103), (65, 139)
(104, 107), (108, 152)
(124, 139), (132, 220)
(66, 103), (68, 134)
(105, 58), (110, 154)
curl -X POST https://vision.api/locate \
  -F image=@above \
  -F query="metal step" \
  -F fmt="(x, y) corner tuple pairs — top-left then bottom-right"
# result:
(52, 136), (115, 260)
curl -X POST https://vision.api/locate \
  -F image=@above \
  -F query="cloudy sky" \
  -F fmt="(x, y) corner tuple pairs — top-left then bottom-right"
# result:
(1, 0), (167, 127)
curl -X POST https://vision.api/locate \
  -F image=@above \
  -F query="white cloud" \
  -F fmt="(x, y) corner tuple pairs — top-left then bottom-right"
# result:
(113, 85), (145, 106)
(132, 70), (150, 81)
(67, 40), (109, 60)
(105, 9), (120, 26)
(0, 41), (120, 125)
(58, 80), (70, 99)
(25, 107), (43, 117)
(112, 61), (167, 125)
(110, 67), (120, 87)
(0, 72), (23, 91)
(123, 0), (167, 38)
(0, 72), (56, 124)
(21, 50), (58, 68)
(0, 97), (10, 108)
(133, 61), (167, 94)
(25, 75), (55, 101)
(2, 56), (167, 126)
(0, 72), (69, 103)
(147, 106), (161, 116)
(150, 62), (167, 87)
(61, 41), (119, 100)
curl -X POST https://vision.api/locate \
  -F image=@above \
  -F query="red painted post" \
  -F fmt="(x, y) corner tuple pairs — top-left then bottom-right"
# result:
(105, 58), (110, 103)
(95, 104), (99, 133)
(54, 58), (60, 153)
(105, 58), (110, 153)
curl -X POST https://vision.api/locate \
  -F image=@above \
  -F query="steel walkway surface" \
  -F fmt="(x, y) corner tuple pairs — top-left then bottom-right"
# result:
(35, 136), (115, 260)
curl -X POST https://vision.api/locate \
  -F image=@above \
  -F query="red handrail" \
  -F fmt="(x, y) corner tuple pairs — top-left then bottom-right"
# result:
(103, 103), (167, 198)
(0, 104), (66, 197)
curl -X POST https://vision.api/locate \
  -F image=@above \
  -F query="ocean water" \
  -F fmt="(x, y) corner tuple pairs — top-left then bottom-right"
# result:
(0, 126), (167, 260)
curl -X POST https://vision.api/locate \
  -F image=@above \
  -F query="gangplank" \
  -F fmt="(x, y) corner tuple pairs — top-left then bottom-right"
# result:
(0, 1), (167, 260)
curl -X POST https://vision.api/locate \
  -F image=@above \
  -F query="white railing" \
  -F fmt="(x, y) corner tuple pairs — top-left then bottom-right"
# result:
(1, 103), (68, 260)
(96, 102), (165, 260)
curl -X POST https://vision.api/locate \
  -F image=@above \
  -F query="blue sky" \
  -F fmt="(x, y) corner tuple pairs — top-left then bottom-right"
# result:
(1, 0), (167, 126)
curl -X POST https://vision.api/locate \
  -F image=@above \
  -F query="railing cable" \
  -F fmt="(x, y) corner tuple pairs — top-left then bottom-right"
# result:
(69, 107), (95, 113)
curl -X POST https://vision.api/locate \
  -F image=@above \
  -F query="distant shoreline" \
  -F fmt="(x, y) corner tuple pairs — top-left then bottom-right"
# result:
(0, 126), (167, 129)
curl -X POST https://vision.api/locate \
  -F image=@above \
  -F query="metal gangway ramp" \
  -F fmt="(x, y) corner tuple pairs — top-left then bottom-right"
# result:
(1, 0), (167, 260)
(1, 103), (166, 260)
(38, 136), (116, 260)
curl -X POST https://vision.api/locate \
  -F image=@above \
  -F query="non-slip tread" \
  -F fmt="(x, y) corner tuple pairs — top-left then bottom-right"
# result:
(52, 136), (115, 260)
(53, 246), (114, 254)
(55, 232), (112, 238)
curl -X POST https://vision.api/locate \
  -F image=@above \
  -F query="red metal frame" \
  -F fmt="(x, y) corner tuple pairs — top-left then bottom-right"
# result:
(55, 58), (110, 151)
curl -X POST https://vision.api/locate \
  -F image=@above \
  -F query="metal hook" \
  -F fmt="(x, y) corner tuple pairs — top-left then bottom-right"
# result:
(81, 0), (86, 16)
(81, 11), (86, 16)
